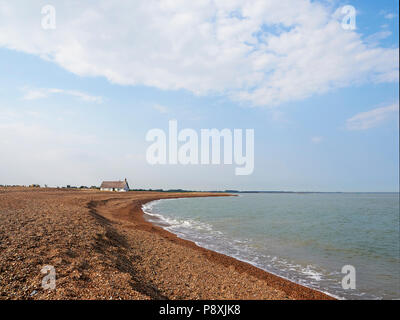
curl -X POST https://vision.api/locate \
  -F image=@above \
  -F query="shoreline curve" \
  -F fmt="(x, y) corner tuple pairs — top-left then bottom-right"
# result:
(112, 193), (336, 300)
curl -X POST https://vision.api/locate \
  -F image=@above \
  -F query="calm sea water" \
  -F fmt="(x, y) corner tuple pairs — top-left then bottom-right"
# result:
(143, 193), (400, 299)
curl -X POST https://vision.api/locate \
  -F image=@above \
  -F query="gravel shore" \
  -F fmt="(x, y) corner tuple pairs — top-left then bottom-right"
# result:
(0, 187), (333, 300)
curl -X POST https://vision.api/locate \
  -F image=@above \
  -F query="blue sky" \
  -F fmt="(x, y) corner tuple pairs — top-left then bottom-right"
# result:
(0, 0), (398, 191)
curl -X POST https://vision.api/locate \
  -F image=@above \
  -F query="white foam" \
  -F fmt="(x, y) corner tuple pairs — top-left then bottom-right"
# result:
(143, 201), (214, 232)
(141, 198), (364, 300)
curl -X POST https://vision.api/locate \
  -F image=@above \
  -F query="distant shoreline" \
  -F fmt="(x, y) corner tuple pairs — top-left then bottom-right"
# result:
(2, 185), (397, 194)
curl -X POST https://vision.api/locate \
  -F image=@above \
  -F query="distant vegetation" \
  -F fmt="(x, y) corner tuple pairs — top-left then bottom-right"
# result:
(130, 188), (195, 193)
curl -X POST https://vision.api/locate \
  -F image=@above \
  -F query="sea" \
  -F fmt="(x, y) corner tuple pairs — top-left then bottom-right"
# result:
(142, 193), (400, 300)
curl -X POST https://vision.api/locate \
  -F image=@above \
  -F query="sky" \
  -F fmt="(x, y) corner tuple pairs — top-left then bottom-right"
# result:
(0, 0), (398, 192)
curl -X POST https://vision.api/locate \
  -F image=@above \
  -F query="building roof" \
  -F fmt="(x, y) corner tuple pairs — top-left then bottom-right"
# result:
(100, 180), (129, 189)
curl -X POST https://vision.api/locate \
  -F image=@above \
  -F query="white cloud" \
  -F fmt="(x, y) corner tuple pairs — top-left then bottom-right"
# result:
(364, 31), (392, 47)
(384, 13), (397, 20)
(346, 103), (399, 130)
(311, 136), (324, 144)
(22, 89), (48, 100)
(0, 109), (17, 120)
(152, 104), (169, 114)
(0, 1), (398, 107)
(22, 87), (103, 103)
(0, 121), (98, 184)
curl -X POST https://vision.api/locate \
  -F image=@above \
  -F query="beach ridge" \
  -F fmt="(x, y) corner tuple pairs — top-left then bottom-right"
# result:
(91, 192), (335, 300)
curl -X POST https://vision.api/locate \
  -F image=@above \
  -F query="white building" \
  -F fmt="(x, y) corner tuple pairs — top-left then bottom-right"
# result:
(100, 179), (130, 192)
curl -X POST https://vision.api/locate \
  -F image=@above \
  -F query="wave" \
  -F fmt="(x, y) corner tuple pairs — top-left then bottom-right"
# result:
(142, 197), (393, 300)
(141, 199), (346, 299)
